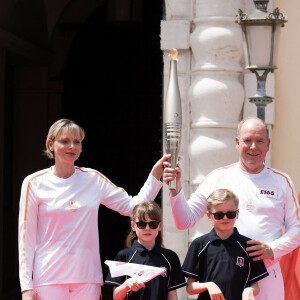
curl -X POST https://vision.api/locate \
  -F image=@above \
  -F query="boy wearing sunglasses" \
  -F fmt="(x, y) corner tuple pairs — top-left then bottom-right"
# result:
(105, 202), (186, 299)
(182, 189), (268, 300)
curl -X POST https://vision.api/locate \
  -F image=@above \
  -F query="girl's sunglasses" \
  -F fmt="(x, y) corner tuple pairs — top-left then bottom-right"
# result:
(209, 210), (238, 220)
(135, 221), (160, 229)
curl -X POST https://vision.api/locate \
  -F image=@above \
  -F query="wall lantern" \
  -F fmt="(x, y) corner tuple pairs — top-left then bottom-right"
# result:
(235, 0), (287, 121)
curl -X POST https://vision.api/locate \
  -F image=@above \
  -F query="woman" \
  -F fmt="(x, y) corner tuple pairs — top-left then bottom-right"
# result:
(19, 119), (168, 300)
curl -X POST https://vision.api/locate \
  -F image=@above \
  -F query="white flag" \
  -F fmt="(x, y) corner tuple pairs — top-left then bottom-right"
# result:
(105, 260), (166, 283)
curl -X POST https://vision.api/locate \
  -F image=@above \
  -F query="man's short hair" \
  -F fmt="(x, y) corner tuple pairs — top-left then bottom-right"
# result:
(237, 117), (269, 139)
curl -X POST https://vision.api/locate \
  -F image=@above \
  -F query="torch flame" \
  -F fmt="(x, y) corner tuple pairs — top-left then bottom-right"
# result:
(168, 49), (178, 61)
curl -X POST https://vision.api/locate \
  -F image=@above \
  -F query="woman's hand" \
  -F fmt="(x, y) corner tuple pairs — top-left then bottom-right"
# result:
(150, 154), (172, 180)
(163, 158), (182, 196)
(22, 290), (37, 300)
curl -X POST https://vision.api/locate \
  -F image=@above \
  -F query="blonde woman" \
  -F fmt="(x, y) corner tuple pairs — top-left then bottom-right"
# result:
(19, 119), (168, 300)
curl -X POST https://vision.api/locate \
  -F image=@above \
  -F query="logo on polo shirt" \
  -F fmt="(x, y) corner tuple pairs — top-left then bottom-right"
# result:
(246, 199), (255, 211)
(67, 199), (79, 211)
(236, 257), (244, 267)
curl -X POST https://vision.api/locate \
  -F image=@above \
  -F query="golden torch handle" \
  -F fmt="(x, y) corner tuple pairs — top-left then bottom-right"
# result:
(164, 50), (182, 190)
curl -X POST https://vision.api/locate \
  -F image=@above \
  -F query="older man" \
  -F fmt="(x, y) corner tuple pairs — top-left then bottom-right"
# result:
(164, 117), (300, 300)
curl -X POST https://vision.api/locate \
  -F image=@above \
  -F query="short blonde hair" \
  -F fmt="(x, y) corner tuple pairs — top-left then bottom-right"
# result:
(44, 119), (85, 159)
(207, 189), (239, 210)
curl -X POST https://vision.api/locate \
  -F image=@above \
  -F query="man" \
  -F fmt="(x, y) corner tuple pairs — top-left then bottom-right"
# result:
(164, 117), (300, 299)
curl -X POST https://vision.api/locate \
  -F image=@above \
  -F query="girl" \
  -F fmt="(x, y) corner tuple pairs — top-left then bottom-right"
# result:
(105, 202), (186, 300)
(18, 119), (168, 300)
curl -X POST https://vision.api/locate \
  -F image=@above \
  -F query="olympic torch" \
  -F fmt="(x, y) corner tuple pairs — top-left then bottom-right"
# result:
(164, 49), (182, 190)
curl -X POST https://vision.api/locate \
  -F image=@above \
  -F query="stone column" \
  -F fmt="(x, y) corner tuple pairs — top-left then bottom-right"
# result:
(188, 0), (244, 241)
(162, 1), (245, 299)
(161, 2), (191, 299)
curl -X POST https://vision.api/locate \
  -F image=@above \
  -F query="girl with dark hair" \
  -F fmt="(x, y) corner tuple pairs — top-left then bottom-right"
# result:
(105, 202), (186, 300)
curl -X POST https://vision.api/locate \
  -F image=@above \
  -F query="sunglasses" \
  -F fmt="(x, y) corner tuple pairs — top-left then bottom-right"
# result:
(209, 210), (238, 220)
(135, 221), (160, 229)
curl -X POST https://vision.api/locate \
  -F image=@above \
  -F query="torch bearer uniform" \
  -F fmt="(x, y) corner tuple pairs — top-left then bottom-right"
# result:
(18, 166), (162, 297)
(170, 163), (300, 300)
(105, 240), (187, 299)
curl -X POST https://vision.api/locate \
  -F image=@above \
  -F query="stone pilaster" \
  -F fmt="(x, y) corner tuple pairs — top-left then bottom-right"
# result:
(189, 0), (244, 242)
(161, 2), (191, 299)
(162, 1), (254, 299)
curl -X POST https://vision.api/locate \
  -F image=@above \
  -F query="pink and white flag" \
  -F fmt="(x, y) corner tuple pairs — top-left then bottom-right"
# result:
(105, 260), (166, 283)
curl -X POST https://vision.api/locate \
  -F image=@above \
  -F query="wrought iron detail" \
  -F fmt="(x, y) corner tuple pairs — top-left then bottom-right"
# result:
(235, 9), (248, 23)
(268, 8), (288, 25)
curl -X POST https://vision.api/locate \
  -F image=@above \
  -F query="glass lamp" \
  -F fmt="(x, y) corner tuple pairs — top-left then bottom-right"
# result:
(236, 0), (287, 120)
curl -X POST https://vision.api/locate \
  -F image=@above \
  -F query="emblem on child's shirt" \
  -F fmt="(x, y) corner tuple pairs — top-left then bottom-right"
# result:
(67, 199), (79, 211)
(257, 188), (278, 199)
(236, 257), (244, 267)
(246, 199), (255, 211)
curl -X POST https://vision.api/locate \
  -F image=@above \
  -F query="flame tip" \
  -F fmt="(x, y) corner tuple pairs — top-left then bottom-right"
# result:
(168, 49), (178, 61)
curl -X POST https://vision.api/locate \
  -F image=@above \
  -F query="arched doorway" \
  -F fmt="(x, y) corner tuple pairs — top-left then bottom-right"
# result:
(62, 2), (163, 297)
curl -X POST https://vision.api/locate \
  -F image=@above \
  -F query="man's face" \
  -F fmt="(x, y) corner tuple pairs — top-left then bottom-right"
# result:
(235, 119), (270, 174)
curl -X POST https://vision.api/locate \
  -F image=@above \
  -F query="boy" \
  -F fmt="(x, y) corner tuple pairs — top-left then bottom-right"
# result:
(182, 189), (269, 300)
